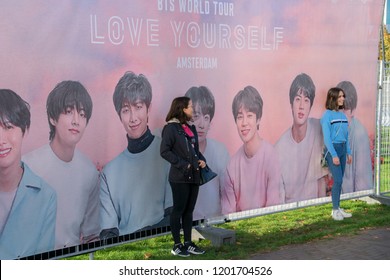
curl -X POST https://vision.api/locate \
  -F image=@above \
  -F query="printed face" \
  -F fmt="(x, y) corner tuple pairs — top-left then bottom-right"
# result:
(51, 106), (87, 147)
(291, 92), (311, 126)
(183, 100), (193, 119)
(189, 103), (211, 143)
(0, 122), (24, 170)
(337, 91), (345, 107)
(343, 108), (354, 123)
(120, 100), (148, 139)
(235, 106), (260, 144)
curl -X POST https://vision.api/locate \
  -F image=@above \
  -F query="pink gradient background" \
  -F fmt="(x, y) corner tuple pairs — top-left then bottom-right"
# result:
(0, 0), (383, 167)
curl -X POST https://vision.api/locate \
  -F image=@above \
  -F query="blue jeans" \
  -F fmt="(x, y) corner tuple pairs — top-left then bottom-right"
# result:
(325, 143), (347, 210)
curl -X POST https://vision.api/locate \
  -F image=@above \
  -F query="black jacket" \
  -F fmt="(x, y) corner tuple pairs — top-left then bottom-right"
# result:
(160, 121), (206, 184)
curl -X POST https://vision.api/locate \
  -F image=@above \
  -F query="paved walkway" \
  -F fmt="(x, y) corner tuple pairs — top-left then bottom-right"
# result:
(250, 226), (390, 260)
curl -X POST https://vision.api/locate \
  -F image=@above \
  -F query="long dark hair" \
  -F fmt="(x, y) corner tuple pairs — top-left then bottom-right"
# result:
(325, 87), (345, 111)
(165, 96), (191, 124)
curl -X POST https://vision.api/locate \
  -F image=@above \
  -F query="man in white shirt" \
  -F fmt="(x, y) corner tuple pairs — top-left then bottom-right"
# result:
(275, 73), (328, 203)
(23, 81), (100, 249)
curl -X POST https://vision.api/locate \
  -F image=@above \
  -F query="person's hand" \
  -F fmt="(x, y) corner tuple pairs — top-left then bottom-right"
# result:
(198, 160), (206, 169)
(347, 154), (353, 164)
(332, 157), (340, 165)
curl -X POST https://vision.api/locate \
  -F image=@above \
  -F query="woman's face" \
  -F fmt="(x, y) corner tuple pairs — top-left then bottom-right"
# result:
(183, 100), (193, 119)
(190, 103), (211, 143)
(337, 91), (345, 107)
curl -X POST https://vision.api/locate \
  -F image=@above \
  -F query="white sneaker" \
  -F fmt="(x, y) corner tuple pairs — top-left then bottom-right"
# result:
(339, 208), (352, 218)
(331, 209), (344, 221)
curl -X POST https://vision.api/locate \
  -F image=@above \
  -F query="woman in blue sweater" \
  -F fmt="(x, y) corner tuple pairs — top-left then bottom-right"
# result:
(320, 87), (353, 221)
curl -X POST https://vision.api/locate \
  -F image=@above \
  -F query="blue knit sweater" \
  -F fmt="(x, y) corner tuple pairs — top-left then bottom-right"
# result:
(320, 109), (351, 157)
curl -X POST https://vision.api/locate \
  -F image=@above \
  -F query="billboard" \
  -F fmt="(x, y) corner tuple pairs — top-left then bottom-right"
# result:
(0, 0), (383, 259)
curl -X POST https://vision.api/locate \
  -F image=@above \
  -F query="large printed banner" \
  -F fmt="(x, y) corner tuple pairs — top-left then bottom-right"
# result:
(0, 0), (383, 259)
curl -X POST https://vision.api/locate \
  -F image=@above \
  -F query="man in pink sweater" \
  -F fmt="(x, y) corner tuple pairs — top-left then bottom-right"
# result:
(221, 86), (282, 214)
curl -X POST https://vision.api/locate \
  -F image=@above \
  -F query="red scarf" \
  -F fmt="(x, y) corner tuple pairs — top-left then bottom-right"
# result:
(182, 124), (194, 137)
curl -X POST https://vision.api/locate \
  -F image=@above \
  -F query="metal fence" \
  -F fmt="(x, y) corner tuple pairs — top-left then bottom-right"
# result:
(376, 60), (390, 197)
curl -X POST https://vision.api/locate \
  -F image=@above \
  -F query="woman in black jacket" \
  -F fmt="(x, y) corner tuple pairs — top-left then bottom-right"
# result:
(160, 96), (206, 257)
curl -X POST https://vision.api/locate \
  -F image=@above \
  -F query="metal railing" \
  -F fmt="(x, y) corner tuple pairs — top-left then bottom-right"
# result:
(376, 60), (390, 198)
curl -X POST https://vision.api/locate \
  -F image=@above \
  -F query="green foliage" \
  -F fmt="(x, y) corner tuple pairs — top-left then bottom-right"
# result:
(379, 26), (390, 61)
(68, 200), (390, 260)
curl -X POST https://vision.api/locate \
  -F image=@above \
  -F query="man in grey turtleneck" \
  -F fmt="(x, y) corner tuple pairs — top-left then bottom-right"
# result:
(99, 71), (172, 240)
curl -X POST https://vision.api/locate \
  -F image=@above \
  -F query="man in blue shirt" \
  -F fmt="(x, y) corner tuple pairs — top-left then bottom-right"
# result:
(0, 89), (56, 259)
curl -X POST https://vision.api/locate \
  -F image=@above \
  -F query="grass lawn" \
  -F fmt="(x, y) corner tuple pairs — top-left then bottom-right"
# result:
(67, 199), (390, 260)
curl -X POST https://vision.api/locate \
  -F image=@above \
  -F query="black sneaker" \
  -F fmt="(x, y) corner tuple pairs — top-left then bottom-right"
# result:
(185, 242), (205, 255)
(171, 243), (190, 257)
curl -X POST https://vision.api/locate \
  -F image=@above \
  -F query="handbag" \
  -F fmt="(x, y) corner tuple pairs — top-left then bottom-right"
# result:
(199, 165), (217, 186)
(321, 150), (329, 168)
